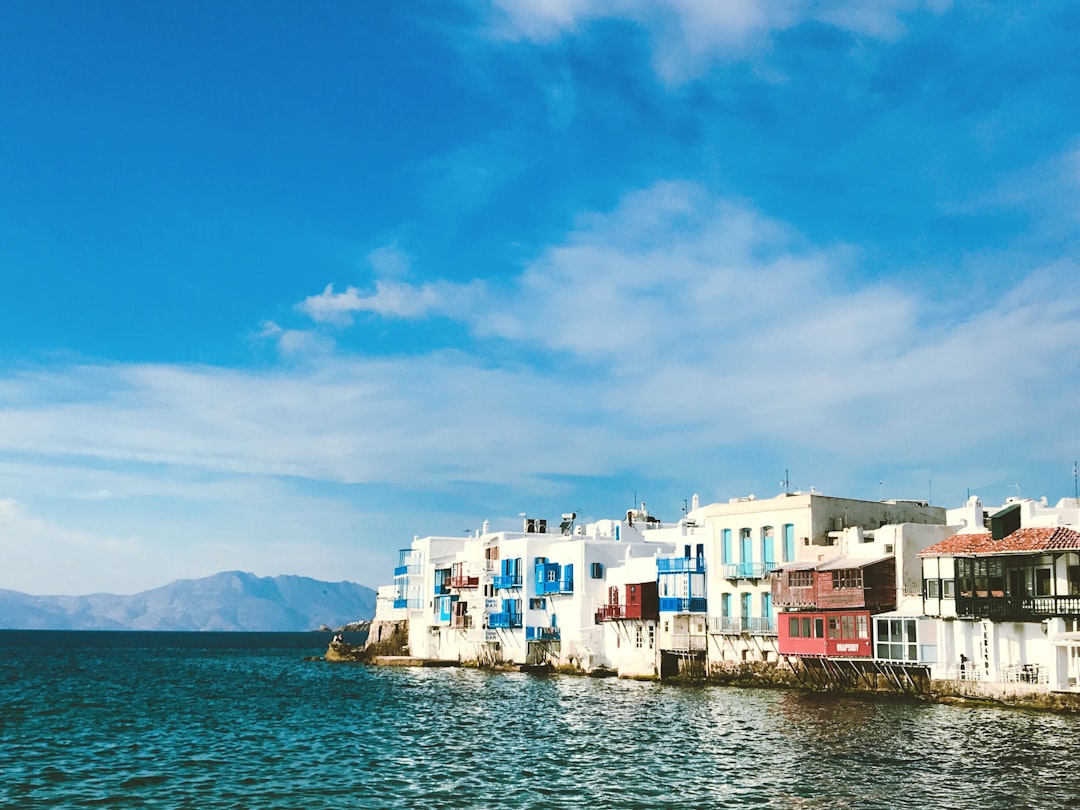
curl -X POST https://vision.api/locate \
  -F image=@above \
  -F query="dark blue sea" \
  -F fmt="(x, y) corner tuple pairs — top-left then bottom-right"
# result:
(1, 631), (1077, 809)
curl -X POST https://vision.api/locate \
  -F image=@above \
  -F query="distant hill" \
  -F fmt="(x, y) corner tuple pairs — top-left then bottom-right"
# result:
(0, 571), (377, 631)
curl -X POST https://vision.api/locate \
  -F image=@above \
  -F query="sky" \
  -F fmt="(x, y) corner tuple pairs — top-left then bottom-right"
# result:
(1, 1), (1079, 595)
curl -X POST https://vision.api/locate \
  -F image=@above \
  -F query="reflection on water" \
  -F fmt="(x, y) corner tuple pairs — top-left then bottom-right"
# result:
(0, 632), (1077, 809)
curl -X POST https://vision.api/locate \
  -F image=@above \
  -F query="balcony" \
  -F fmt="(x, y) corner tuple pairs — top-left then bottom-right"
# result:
(659, 597), (708, 613)
(493, 575), (522, 590)
(451, 614), (473, 630)
(595, 604), (628, 622)
(393, 598), (424, 610)
(708, 616), (777, 636)
(657, 557), (706, 574)
(774, 588), (817, 609)
(488, 611), (523, 629)
(450, 575), (480, 589)
(668, 633), (707, 651)
(537, 578), (574, 595)
(393, 564), (423, 577)
(723, 562), (772, 580)
(955, 595), (1080, 620)
(526, 626), (561, 641)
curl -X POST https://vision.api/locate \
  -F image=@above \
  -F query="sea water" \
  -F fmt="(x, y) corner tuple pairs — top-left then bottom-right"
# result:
(1, 631), (1077, 809)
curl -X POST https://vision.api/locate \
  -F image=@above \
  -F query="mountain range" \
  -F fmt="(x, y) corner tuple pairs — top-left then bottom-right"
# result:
(0, 571), (377, 631)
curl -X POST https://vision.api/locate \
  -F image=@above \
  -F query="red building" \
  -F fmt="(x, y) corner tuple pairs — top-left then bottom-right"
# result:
(595, 581), (659, 623)
(772, 556), (896, 658)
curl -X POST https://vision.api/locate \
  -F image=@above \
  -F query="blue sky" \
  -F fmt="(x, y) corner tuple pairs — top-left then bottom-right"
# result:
(1, 1), (1079, 594)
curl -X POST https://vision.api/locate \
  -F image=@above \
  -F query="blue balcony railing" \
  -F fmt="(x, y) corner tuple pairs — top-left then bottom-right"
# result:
(537, 578), (574, 595)
(723, 562), (772, 580)
(394, 564), (422, 577)
(526, 626), (561, 641)
(488, 612), (523, 629)
(657, 557), (706, 574)
(493, 575), (522, 590)
(659, 596), (708, 613)
(393, 598), (424, 610)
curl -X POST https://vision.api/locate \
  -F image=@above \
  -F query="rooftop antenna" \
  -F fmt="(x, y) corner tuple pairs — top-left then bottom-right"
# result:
(778, 469), (790, 495)
(928, 479), (932, 507)
(1074, 461), (1078, 501)
(1010, 483), (1021, 499)
(682, 498), (688, 515)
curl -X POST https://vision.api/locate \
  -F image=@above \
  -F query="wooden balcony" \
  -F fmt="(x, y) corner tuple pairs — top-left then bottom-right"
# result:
(955, 595), (1080, 620)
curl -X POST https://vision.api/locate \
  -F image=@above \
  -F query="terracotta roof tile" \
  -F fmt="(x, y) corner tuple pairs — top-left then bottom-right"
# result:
(919, 532), (991, 556)
(919, 527), (1080, 556)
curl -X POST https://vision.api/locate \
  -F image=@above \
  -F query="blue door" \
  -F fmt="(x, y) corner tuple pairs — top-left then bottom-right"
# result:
(762, 529), (775, 567)
(740, 530), (752, 575)
(783, 524), (795, 562)
(722, 529), (732, 564)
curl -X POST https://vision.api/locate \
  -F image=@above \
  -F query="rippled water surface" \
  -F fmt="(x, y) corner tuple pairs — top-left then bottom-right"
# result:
(1, 631), (1078, 808)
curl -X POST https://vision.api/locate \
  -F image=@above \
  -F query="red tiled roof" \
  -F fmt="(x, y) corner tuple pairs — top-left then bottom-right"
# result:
(919, 532), (991, 556)
(919, 527), (1080, 557)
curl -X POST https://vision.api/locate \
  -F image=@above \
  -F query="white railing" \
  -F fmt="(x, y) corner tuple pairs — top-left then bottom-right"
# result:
(669, 633), (707, 651)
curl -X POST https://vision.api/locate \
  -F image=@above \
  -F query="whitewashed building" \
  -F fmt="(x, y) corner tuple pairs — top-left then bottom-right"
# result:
(920, 499), (1080, 693)
(699, 492), (946, 670)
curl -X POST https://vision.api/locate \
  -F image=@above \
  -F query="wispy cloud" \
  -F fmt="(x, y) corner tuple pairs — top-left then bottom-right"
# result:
(2, 182), (1078, 595)
(484, 0), (951, 81)
(296, 280), (482, 325)
(257, 321), (332, 355)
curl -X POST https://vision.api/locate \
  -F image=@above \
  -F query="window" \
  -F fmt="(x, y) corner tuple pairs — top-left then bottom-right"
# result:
(1036, 568), (1052, 597)
(529, 598), (545, 610)
(648, 624), (655, 649)
(875, 617), (918, 661)
(942, 579), (956, 598)
(832, 569), (864, 589)
(925, 579), (940, 599)
(814, 618), (824, 638)
(802, 617), (811, 638)
(590, 562), (604, 579)
(546, 568), (557, 582)
(1070, 566), (1080, 597)
(857, 615), (868, 639)
(789, 571), (813, 587)
(841, 615), (855, 638)
(789, 616), (801, 637)
(828, 617), (841, 639)
(635, 625), (644, 649)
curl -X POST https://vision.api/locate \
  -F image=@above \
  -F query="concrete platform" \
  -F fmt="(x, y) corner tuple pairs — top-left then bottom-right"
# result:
(372, 656), (459, 668)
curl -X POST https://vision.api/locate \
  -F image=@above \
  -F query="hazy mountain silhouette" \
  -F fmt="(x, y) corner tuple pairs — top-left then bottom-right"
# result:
(0, 571), (376, 631)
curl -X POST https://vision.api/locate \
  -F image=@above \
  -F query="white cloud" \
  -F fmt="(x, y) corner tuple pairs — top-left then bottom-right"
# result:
(485, 0), (951, 82)
(3, 182), (1078, 592)
(9, 182), (1078, 494)
(257, 321), (332, 355)
(296, 280), (481, 325)
(366, 243), (412, 278)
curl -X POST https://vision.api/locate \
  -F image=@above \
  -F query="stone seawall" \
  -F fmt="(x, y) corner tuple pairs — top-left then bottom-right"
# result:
(323, 620), (1080, 712)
